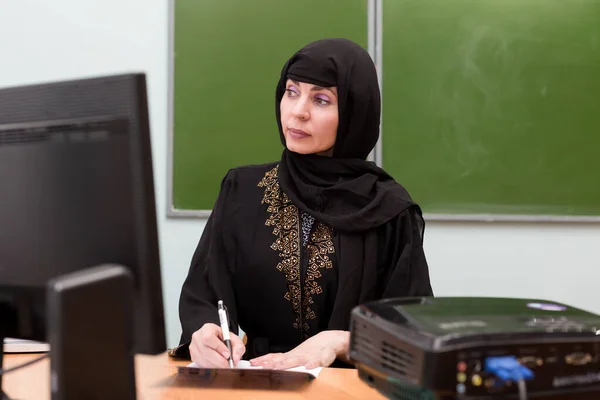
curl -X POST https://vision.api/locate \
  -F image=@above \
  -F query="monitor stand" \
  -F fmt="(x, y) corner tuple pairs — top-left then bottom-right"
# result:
(0, 265), (135, 400)
(46, 264), (137, 400)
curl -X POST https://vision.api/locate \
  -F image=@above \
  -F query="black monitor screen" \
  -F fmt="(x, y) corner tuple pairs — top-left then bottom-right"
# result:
(0, 73), (165, 355)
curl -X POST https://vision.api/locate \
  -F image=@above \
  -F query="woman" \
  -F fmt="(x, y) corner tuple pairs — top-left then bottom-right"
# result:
(176, 38), (433, 370)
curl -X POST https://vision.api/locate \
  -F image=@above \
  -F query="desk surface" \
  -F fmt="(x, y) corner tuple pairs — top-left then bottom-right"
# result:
(3, 352), (387, 399)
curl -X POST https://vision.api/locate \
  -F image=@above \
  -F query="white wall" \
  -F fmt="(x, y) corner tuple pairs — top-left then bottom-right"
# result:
(1, 0), (598, 348)
(425, 221), (600, 309)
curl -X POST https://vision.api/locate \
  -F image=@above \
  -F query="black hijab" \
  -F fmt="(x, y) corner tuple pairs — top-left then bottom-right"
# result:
(273, 38), (427, 333)
(276, 38), (417, 233)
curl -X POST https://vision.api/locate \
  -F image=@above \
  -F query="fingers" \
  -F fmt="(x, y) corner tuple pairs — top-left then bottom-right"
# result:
(190, 345), (230, 368)
(251, 353), (307, 370)
(273, 355), (307, 370)
(251, 351), (333, 370)
(198, 325), (229, 357)
(230, 333), (246, 365)
(250, 353), (282, 367)
(190, 324), (230, 368)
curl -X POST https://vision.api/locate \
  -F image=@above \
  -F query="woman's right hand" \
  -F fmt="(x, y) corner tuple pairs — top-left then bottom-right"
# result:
(190, 323), (246, 367)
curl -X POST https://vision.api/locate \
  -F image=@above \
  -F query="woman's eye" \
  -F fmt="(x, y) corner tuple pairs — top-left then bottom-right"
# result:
(314, 97), (330, 106)
(286, 87), (299, 97)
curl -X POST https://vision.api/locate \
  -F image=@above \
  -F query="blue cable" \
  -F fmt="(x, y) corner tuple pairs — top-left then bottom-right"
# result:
(485, 356), (534, 382)
(484, 356), (533, 400)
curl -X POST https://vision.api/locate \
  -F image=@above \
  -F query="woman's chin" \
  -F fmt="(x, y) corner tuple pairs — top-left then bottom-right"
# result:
(286, 141), (316, 155)
(286, 139), (334, 155)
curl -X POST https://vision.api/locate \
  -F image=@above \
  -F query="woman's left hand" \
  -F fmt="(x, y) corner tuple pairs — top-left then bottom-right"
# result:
(249, 330), (350, 370)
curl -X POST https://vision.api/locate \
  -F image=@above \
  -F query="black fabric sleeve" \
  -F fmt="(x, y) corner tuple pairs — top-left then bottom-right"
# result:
(378, 206), (434, 298)
(327, 206), (433, 334)
(175, 171), (239, 356)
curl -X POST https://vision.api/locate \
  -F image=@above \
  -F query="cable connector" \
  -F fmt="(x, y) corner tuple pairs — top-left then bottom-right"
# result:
(485, 356), (534, 382)
(485, 356), (533, 400)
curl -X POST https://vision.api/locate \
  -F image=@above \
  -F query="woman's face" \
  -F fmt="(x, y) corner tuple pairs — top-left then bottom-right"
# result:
(280, 79), (338, 156)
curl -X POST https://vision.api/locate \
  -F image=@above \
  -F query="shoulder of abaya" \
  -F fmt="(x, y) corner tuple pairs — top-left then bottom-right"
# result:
(377, 204), (424, 240)
(221, 161), (279, 183)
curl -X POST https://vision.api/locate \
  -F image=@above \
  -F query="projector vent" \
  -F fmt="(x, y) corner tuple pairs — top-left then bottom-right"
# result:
(390, 382), (436, 400)
(380, 340), (416, 377)
(351, 315), (422, 382)
(352, 320), (378, 365)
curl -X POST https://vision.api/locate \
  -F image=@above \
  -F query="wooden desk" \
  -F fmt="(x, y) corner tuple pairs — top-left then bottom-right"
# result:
(3, 353), (387, 399)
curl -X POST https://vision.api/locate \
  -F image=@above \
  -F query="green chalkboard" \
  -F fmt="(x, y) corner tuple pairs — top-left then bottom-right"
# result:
(171, 0), (367, 213)
(382, 0), (600, 217)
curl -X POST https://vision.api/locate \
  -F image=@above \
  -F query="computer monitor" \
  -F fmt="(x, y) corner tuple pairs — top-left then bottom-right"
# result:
(0, 73), (166, 399)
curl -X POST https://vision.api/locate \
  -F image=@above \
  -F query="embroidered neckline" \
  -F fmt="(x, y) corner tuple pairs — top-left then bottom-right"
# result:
(258, 165), (335, 335)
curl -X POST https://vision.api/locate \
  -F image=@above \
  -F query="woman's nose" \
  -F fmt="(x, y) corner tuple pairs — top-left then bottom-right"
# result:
(291, 97), (310, 120)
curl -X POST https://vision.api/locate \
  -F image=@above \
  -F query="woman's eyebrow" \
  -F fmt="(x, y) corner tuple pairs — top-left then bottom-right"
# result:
(313, 86), (337, 97)
(290, 80), (338, 97)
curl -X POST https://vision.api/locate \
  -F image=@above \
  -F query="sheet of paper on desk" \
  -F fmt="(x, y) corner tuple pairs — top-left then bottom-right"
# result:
(186, 360), (323, 378)
(3, 338), (50, 353)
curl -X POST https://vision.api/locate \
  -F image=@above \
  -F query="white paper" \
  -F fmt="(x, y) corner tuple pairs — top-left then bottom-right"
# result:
(186, 360), (323, 378)
(3, 338), (50, 353)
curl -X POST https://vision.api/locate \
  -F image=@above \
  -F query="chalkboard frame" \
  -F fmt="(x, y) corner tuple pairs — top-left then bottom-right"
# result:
(167, 0), (600, 223)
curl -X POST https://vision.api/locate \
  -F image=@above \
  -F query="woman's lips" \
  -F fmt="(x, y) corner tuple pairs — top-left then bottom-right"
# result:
(287, 128), (310, 139)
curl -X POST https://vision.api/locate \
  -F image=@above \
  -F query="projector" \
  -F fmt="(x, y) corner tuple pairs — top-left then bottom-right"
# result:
(349, 297), (600, 399)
